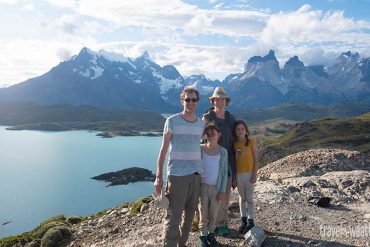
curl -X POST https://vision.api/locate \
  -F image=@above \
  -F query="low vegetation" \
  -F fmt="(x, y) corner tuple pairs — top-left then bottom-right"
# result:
(129, 197), (153, 214)
(0, 215), (70, 247)
(237, 102), (370, 124)
(260, 112), (370, 165)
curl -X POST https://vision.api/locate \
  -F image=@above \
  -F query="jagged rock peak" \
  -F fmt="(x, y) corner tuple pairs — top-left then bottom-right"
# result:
(73, 47), (94, 60)
(341, 51), (360, 62)
(264, 50), (278, 62)
(188, 74), (206, 80)
(248, 49), (278, 64)
(141, 51), (151, 60)
(285, 55), (304, 67)
(79, 47), (93, 55)
(73, 47), (129, 63)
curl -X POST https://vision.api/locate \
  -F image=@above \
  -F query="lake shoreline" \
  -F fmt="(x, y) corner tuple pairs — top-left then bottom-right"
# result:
(0, 127), (162, 238)
(4, 125), (163, 137)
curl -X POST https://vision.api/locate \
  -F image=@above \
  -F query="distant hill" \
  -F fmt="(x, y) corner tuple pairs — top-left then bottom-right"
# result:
(260, 112), (370, 165)
(237, 102), (370, 124)
(0, 102), (165, 133)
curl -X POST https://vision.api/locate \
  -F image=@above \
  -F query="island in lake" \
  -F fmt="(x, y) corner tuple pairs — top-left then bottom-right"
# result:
(91, 167), (156, 186)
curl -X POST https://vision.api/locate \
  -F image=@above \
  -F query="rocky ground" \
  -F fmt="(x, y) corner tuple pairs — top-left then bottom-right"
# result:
(64, 149), (370, 247)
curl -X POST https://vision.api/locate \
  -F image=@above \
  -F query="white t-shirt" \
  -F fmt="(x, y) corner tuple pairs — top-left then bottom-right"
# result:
(164, 113), (204, 176)
(201, 152), (220, 185)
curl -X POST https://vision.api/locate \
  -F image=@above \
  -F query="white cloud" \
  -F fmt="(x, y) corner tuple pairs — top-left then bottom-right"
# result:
(300, 47), (338, 66)
(260, 4), (370, 47)
(43, 0), (78, 9)
(22, 4), (35, 11)
(184, 13), (214, 35)
(0, 40), (83, 85)
(0, 0), (17, 4)
(297, 4), (312, 13)
(56, 48), (73, 61)
(214, 3), (224, 9)
(53, 14), (79, 35)
(43, 0), (268, 39)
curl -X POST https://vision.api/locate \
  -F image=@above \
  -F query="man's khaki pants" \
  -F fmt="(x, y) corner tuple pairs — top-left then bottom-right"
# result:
(163, 173), (201, 247)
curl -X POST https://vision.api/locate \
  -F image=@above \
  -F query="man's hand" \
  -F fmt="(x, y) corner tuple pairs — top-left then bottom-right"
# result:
(154, 176), (163, 195)
(217, 192), (225, 201)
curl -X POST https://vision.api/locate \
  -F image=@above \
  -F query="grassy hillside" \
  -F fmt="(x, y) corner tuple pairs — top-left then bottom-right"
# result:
(237, 102), (370, 124)
(260, 112), (370, 165)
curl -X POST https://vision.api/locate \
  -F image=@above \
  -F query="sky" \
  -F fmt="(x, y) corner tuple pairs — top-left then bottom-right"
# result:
(1, 0), (370, 87)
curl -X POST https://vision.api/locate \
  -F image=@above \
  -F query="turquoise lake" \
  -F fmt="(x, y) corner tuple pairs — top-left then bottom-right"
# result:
(0, 126), (162, 238)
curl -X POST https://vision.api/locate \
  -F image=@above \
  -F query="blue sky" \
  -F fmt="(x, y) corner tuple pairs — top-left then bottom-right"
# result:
(1, 0), (370, 87)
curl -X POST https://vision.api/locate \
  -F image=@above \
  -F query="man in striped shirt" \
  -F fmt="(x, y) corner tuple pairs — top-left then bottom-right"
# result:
(154, 87), (204, 247)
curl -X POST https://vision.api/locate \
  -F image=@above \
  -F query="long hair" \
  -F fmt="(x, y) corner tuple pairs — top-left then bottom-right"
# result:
(233, 120), (250, 147)
(202, 123), (221, 145)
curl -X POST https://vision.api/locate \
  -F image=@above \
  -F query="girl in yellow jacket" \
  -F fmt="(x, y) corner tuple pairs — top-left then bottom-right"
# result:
(233, 120), (258, 234)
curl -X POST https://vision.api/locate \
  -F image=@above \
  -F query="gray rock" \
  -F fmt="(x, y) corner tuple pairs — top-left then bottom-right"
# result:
(121, 208), (129, 214)
(140, 203), (149, 213)
(244, 225), (266, 247)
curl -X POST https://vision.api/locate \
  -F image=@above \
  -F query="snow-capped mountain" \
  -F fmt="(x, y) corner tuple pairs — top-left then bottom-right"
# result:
(0, 47), (185, 111)
(183, 74), (221, 95)
(0, 48), (369, 112)
(326, 51), (370, 101)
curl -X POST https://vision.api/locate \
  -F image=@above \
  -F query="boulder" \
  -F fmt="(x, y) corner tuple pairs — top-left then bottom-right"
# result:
(244, 225), (266, 247)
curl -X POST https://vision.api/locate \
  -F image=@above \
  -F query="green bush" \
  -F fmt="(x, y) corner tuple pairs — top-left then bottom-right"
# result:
(40, 226), (72, 247)
(66, 215), (82, 225)
(129, 197), (152, 214)
(0, 215), (71, 247)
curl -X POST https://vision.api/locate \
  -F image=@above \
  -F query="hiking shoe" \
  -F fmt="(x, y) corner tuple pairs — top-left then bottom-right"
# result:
(245, 219), (255, 233)
(207, 233), (218, 247)
(238, 216), (247, 234)
(199, 236), (209, 247)
(217, 225), (229, 236)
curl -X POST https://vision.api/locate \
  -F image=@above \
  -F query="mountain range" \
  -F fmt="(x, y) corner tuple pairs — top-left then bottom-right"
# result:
(0, 47), (369, 112)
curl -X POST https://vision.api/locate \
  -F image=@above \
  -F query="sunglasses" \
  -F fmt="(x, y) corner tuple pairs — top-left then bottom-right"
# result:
(184, 98), (198, 103)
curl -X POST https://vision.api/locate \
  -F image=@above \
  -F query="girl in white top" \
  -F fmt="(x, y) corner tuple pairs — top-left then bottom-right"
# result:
(199, 124), (228, 247)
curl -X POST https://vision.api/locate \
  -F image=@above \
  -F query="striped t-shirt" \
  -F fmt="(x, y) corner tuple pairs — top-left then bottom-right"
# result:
(164, 113), (204, 176)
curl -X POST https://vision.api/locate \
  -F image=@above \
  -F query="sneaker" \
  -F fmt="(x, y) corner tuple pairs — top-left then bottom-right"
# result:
(245, 219), (255, 233)
(199, 236), (209, 247)
(207, 233), (218, 247)
(217, 225), (229, 236)
(238, 217), (247, 234)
